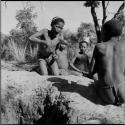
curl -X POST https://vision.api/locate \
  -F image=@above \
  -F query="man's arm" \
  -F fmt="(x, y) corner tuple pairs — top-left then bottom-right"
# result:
(29, 29), (50, 45)
(69, 53), (83, 74)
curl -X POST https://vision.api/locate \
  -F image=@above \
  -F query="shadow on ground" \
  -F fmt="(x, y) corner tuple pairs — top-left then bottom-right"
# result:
(47, 77), (105, 105)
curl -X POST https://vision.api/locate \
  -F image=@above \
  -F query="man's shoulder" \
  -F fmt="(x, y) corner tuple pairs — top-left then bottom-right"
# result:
(94, 43), (109, 55)
(95, 42), (108, 50)
(41, 28), (49, 33)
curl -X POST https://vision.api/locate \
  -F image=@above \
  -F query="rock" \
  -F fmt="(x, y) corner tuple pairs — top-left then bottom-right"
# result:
(1, 70), (125, 124)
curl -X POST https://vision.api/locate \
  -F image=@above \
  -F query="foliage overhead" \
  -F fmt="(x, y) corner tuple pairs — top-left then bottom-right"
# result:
(84, 1), (102, 43)
(63, 30), (78, 45)
(77, 22), (96, 38)
(15, 6), (37, 33)
(84, 1), (100, 8)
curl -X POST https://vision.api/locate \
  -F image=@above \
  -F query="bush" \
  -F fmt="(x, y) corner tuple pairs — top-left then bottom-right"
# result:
(1, 36), (38, 63)
(26, 43), (38, 62)
(7, 38), (27, 62)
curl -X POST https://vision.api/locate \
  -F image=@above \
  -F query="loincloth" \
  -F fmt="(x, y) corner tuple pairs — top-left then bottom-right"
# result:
(38, 53), (56, 66)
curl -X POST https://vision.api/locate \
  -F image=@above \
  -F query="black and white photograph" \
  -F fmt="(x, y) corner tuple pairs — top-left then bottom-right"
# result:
(1, 1), (125, 124)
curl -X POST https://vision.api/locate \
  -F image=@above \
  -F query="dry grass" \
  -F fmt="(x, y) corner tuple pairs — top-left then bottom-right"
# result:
(7, 38), (28, 62)
(1, 37), (39, 63)
(26, 44), (38, 62)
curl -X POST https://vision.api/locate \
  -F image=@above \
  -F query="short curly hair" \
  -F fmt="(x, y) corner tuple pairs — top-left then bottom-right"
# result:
(51, 16), (65, 27)
(79, 41), (89, 46)
(101, 19), (123, 42)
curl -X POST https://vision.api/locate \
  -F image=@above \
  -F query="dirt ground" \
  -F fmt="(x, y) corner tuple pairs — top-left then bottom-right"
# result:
(1, 60), (125, 124)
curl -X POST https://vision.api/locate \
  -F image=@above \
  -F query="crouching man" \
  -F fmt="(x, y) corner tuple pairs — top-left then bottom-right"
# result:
(89, 19), (125, 105)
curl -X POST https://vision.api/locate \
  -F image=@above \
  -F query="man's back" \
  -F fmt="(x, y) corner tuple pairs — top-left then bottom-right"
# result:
(91, 19), (125, 105)
(96, 37), (125, 87)
(73, 51), (90, 72)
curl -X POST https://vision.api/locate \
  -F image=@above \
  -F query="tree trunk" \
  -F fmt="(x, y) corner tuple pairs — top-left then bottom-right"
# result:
(102, 1), (107, 24)
(91, 6), (101, 43)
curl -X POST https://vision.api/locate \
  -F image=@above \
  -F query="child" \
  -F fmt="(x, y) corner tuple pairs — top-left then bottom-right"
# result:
(69, 41), (91, 77)
(55, 41), (69, 75)
(29, 17), (66, 75)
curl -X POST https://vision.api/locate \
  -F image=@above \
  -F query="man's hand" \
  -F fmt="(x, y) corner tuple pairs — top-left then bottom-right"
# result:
(82, 71), (91, 78)
(52, 54), (58, 60)
(46, 55), (53, 64)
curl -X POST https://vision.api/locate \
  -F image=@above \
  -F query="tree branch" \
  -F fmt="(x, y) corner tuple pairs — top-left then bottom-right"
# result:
(102, 1), (107, 25)
(113, 2), (124, 19)
(106, 1), (109, 9)
(91, 7), (101, 43)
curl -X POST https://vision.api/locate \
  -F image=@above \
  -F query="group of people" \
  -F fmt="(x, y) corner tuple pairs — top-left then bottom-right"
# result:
(29, 17), (91, 76)
(29, 17), (125, 106)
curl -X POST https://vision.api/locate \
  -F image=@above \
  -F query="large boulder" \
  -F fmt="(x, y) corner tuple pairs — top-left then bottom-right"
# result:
(1, 70), (125, 124)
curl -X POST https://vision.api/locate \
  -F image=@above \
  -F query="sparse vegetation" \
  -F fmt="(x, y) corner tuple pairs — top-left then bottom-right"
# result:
(1, 5), (38, 63)
(7, 38), (27, 62)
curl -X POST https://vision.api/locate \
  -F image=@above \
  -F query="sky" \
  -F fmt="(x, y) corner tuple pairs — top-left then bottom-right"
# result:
(1, 1), (124, 35)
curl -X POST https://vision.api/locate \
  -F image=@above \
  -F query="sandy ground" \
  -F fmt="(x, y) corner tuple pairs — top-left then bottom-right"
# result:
(1, 60), (125, 124)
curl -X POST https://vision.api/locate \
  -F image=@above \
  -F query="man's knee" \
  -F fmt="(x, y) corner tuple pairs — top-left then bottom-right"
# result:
(52, 68), (59, 75)
(59, 69), (69, 75)
(39, 59), (48, 75)
(53, 67), (59, 75)
(50, 62), (59, 75)
(69, 70), (82, 76)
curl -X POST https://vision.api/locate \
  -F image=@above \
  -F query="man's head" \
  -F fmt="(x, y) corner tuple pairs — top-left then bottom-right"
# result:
(101, 19), (123, 42)
(51, 17), (65, 34)
(59, 41), (67, 51)
(79, 41), (88, 53)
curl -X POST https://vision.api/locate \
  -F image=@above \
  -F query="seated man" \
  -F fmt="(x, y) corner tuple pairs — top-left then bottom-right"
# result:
(69, 41), (92, 77)
(55, 41), (90, 76)
(29, 17), (66, 75)
(89, 19), (125, 105)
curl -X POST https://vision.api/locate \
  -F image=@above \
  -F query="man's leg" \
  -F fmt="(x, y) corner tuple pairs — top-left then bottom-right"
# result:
(59, 69), (69, 76)
(68, 70), (82, 76)
(39, 59), (48, 75)
(50, 61), (59, 75)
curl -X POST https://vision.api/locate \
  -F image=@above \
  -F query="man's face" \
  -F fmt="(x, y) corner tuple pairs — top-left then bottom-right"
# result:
(79, 42), (87, 52)
(60, 44), (66, 50)
(53, 22), (64, 33)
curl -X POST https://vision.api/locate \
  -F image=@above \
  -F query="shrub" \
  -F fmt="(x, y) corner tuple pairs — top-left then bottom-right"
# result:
(26, 43), (38, 62)
(7, 38), (27, 62)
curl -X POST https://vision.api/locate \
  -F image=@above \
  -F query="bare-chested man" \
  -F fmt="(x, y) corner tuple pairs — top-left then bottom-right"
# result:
(29, 17), (67, 75)
(89, 19), (125, 105)
(70, 41), (92, 77)
(55, 41), (90, 76)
